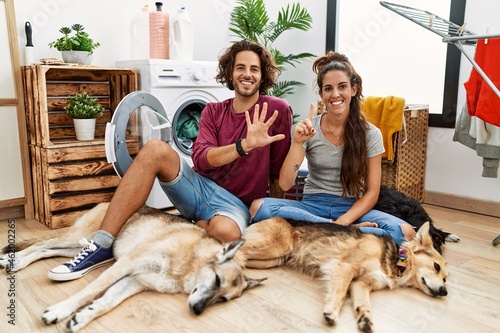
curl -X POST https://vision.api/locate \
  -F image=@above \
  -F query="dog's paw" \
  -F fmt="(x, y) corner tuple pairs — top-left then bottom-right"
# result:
(42, 304), (74, 325)
(357, 312), (374, 333)
(65, 313), (84, 333)
(0, 256), (28, 273)
(323, 312), (338, 326)
(0, 254), (19, 272)
(0, 256), (8, 269)
(64, 308), (94, 333)
(446, 233), (461, 243)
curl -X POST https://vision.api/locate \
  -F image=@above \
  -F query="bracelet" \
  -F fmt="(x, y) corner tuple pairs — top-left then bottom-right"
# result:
(235, 138), (248, 156)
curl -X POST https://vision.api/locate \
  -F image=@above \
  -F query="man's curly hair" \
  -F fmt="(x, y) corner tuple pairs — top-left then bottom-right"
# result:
(216, 39), (280, 95)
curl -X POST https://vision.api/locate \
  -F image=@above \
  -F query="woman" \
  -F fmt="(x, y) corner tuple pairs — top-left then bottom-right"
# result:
(249, 51), (415, 246)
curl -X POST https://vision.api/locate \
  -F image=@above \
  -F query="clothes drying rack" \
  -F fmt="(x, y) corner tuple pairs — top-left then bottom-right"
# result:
(380, 1), (500, 99)
(380, 2), (500, 246)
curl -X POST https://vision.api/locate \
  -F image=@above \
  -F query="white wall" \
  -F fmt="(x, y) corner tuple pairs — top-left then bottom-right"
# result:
(9, 0), (500, 204)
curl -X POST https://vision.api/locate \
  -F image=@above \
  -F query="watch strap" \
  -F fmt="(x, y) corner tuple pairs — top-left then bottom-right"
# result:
(235, 138), (247, 156)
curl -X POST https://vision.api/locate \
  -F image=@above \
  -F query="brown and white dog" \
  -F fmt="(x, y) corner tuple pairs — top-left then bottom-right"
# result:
(0, 203), (265, 333)
(240, 217), (448, 333)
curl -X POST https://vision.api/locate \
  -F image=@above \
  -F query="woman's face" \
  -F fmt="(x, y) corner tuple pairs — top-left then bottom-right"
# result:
(319, 70), (357, 117)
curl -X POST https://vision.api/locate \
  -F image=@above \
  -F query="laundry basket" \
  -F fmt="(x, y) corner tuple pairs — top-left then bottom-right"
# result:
(381, 105), (429, 202)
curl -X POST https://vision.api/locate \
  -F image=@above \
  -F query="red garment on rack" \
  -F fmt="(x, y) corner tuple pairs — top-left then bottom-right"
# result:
(464, 38), (500, 127)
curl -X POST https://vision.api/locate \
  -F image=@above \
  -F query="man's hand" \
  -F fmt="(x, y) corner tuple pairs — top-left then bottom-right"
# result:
(242, 102), (285, 152)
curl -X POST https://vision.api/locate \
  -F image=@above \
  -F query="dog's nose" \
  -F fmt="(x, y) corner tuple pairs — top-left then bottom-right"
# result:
(438, 286), (447, 296)
(191, 302), (205, 315)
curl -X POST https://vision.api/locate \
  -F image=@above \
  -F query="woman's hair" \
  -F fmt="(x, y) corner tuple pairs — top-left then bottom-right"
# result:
(216, 39), (280, 95)
(313, 51), (369, 198)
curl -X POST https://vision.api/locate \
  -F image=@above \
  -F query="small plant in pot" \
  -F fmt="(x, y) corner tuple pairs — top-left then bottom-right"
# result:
(65, 92), (104, 140)
(48, 24), (100, 65)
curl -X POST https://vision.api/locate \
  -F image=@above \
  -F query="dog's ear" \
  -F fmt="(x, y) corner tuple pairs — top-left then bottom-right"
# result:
(243, 275), (267, 290)
(217, 239), (245, 264)
(414, 221), (433, 249)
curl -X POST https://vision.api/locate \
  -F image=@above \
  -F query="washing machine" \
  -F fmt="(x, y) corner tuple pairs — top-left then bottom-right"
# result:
(107, 59), (234, 209)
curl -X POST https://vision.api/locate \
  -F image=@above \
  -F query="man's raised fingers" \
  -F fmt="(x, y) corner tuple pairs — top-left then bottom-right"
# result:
(259, 102), (268, 122)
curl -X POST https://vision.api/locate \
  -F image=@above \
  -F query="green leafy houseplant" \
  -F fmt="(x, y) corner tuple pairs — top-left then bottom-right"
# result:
(229, 0), (315, 102)
(65, 92), (104, 119)
(48, 24), (100, 53)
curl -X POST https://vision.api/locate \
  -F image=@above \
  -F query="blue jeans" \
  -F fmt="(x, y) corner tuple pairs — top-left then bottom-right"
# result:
(251, 193), (411, 246)
(159, 158), (250, 232)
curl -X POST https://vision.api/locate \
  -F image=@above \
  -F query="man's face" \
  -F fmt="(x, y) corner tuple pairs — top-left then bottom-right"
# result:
(231, 50), (262, 98)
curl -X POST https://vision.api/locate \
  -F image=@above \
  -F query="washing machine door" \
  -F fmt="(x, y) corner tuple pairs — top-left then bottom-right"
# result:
(105, 91), (172, 177)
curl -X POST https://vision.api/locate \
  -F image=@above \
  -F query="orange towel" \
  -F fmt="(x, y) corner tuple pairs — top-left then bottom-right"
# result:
(362, 96), (405, 161)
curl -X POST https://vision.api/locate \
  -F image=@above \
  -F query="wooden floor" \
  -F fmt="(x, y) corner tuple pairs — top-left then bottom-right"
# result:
(1, 204), (499, 333)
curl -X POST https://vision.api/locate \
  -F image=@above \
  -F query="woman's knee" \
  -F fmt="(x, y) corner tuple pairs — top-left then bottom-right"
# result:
(401, 223), (416, 241)
(249, 199), (264, 217)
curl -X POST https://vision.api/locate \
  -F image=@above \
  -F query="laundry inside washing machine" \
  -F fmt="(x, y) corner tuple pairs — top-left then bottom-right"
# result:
(172, 100), (205, 155)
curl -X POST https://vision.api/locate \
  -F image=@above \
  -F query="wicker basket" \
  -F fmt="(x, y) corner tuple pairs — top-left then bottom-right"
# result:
(381, 105), (429, 202)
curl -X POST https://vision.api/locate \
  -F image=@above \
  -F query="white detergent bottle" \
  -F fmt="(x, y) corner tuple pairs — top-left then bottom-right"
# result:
(130, 5), (150, 59)
(170, 6), (194, 60)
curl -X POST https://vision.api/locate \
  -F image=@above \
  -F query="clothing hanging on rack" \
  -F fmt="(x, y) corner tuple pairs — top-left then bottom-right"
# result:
(464, 38), (500, 127)
(453, 104), (500, 178)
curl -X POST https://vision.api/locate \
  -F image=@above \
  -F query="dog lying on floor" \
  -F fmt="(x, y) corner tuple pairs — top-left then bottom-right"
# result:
(0, 203), (265, 333)
(240, 218), (448, 333)
(375, 187), (460, 253)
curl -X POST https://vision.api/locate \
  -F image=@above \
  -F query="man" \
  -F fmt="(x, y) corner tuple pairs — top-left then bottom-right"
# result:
(48, 39), (293, 281)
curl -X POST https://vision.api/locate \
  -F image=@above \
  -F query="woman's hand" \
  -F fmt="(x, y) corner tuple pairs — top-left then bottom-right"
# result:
(293, 103), (316, 144)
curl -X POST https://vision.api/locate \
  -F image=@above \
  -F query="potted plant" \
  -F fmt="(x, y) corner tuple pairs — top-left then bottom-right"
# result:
(48, 24), (100, 65)
(229, 0), (315, 123)
(64, 92), (104, 140)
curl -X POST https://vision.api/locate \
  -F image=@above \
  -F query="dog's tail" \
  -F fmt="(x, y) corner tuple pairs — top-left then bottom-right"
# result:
(1, 237), (50, 253)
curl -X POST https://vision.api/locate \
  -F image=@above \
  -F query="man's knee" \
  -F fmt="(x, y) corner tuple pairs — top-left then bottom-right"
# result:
(137, 140), (179, 179)
(207, 216), (242, 243)
(140, 140), (174, 161)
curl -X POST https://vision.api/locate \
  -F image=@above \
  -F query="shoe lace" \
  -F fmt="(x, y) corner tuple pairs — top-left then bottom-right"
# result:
(67, 238), (98, 267)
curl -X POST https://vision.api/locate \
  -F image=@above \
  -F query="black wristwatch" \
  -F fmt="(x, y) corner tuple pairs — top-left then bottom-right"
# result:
(235, 138), (248, 156)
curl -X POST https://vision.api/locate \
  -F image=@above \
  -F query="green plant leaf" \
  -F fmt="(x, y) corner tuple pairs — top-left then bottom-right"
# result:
(268, 3), (313, 43)
(229, 0), (268, 43)
(48, 24), (100, 53)
(64, 92), (104, 119)
(268, 80), (305, 98)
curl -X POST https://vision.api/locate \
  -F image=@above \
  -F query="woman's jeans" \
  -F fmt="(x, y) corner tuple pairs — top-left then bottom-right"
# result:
(251, 193), (411, 246)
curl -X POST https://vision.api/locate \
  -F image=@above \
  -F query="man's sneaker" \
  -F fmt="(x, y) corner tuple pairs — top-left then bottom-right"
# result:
(48, 238), (114, 281)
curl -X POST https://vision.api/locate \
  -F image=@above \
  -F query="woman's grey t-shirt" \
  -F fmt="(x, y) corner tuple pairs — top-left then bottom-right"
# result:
(303, 114), (384, 198)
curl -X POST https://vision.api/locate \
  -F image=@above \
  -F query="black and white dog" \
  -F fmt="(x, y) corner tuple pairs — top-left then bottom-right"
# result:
(374, 187), (460, 253)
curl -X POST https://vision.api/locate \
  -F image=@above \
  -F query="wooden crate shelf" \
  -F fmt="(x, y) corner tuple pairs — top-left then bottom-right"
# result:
(22, 65), (138, 147)
(29, 142), (140, 229)
(22, 65), (140, 228)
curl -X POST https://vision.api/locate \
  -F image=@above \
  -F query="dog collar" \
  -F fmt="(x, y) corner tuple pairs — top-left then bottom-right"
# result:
(397, 248), (408, 276)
